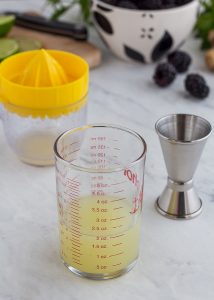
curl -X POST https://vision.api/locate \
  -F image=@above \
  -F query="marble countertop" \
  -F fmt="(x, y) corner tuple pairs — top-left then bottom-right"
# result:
(1, 1), (214, 300)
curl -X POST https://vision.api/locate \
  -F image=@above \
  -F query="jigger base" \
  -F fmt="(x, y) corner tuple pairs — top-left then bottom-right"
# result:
(156, 179), (203, 220)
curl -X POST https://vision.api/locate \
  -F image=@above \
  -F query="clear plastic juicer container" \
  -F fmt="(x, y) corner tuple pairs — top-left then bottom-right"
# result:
(0, 49), (88, 166)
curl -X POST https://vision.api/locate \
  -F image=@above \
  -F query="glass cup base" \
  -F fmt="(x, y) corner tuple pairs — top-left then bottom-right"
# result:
(62, 258), (138, 280)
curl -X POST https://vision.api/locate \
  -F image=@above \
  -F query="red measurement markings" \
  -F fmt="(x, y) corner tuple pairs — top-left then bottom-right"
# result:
(70, 220), (81, 226)
(71, 230), (80, 237)
(96, 236), (108, 241)
(67, 179), (80, 185)
(70, 237), (80, 244)
(64, 196), (79, 202)
(71, 236), (82, 247)
(71, 207), (79, 215)
(65, 191), (80, 198)
(68, 198), (79, 204)
(71, 243), (81, 249)
(63, 141), (78, 150)
(72, 253), (81, 259)
(69, 220), (80, 227)
(110, 234), (125, 239)
(69, 199), (80, 204)
(71, 246), (82, 253)
(68, 176), (79, 182)
(69, 224), (81, 232)
(112, 243), (123, 247)
(97, 255), (107, 259)
(112, 263), (122, 267)
(71, 240), (81, 247)
(109, 252), (124, 257)
(97, 199), (108, 204)
(68, 213), (80, 221)
(110, 216), (125, 221)
(67, 180), (80, 186)
(110, 197), (126, 202)
(73, 260), (82, 266)
(70, 227), (81, 234)
(92, 244), (107, 249)
(69, 199), (79, 204)
(114, 190), (124, 194)
(69, 210), (79, 216)
(70, 232), (82, 239)
(111, 181), (126, 186)
(71, 245), (81, 251)
(96, 265), (107, 270)
(69, 148), (80, 155)
(113, 206), (123, 210)
(69, 204), (80, 211)
(67, 183), (79, 195)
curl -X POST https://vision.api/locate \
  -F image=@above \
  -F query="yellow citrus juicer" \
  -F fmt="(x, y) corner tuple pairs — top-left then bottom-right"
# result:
(0, 49), (89, 165)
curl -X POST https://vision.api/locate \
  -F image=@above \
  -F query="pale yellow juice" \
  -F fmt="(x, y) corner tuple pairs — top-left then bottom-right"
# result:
(16, 133), (56, 165)
(59, 195), (142, 275)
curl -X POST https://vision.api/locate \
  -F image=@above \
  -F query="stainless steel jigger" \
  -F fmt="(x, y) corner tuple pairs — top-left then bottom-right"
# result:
(155, 114), (212, 220)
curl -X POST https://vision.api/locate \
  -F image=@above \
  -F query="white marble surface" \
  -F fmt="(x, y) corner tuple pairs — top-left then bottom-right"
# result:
(1, 1), (214, 300)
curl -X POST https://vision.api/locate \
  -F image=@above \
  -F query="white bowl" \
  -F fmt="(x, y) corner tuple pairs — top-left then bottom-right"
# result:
(91, 0), (198, 63)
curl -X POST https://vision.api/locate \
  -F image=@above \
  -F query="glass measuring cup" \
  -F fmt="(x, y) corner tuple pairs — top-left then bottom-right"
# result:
(54, 124), (147, 279)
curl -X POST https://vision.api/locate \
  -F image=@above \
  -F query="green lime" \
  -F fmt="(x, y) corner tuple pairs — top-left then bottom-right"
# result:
(0, 38), (19, 61)
(15, 37), (42, 52)
(0, 15), (15, 37)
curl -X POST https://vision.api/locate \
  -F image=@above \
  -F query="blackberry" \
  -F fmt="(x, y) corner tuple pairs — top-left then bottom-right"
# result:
(101, 0), (193, 8)
(185, 74), (210, 99)
(168, 50), (191, 73)
(117, 0), (138, 9)
(153, 63), (176, 87)
(162, 0), (176, 8)
(175, 0), (192, 6)
(137, 0), (162, 10)
(101, 0), (117, 5)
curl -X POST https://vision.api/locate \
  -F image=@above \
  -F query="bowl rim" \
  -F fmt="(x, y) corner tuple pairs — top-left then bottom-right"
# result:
(93, 0), (198, 13)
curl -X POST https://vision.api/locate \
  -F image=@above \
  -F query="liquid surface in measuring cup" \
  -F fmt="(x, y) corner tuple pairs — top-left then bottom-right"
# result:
(59, 195), (141, 277)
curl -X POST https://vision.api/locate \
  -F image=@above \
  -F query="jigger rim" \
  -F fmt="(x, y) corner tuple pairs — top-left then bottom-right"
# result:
(155, 113), (212, 144)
